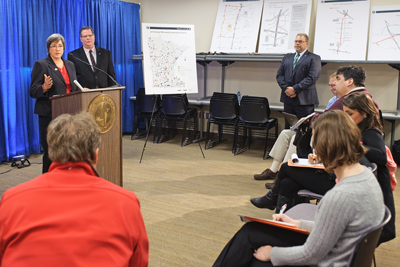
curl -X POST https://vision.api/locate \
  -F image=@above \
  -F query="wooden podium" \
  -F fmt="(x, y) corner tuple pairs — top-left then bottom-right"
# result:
(50, 87), (125, 186)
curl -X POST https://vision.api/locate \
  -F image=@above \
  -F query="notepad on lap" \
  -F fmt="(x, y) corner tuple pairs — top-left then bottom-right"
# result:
(289, 153), (324, 169)
(237, 214), (310, 235)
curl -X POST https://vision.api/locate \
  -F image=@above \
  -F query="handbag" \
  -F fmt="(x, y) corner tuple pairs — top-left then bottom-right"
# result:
(293, 122), (312, 158)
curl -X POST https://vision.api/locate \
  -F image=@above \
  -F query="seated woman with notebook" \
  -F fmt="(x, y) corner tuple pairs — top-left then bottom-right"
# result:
(250, 93), (384, 212)
(212, 110), (385, 267)
(250, 92), (395, 245)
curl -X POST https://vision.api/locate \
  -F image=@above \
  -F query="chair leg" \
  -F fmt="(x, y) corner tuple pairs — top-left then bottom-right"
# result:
(205, 121), (212, 149)
(154, 117), (164, 143)
(131, 115), (138, 140)
(181, 118), (188, 147)
(233, 125), (240, 155)
(218, 124), (223, 143)
(263, 128), (270, 160)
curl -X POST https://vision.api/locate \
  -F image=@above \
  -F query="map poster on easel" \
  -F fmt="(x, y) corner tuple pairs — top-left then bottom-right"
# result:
(142, 23), (198, 95)
(210, 0), (263, 53)
(258, 0), (312, 54)
(313, 0), (370, 61)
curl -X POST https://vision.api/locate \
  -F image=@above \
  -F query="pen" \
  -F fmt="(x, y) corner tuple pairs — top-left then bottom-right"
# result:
(312, 149), (316, 163)
(279, 204), (287, 214)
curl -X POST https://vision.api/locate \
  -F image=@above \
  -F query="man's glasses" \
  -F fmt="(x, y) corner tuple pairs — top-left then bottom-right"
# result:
(294, 40), (307, 43)
(328, 84), (335, 88)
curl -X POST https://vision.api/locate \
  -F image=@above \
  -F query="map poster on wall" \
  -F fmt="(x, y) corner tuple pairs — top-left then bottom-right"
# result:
(313, 0), (370, 61)
(142, 23), (198, 95)
(210, 0), (263, 53)
(258, 0), (312, 54)
(368, 5), (400, 61)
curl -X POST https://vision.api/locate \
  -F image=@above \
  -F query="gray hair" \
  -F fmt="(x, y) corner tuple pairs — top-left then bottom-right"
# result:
(47, 112), (100, 165)
(46, 33), (65, 54)
(296, 33), (309, 42)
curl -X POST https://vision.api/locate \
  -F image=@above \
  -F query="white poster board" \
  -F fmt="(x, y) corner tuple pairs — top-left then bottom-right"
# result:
(314, 0), (370, 61)
(142, 23), (198, 95)
(210, 0), (264, 53)
(258, 0), (312, 54)
(368, 5), (400, 61)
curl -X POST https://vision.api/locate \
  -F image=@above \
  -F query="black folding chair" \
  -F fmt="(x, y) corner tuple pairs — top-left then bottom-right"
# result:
(155, 94), (198, 146)
(233, 96), (278, 159)
(205, 92), (239, 150)
(131, 88), (161, 142)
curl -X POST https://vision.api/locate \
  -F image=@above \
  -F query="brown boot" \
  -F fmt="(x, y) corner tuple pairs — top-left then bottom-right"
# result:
(254, 169), (277, 180)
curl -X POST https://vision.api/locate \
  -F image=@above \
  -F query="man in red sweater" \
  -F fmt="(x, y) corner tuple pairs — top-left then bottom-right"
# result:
(0, 112), (149, 267)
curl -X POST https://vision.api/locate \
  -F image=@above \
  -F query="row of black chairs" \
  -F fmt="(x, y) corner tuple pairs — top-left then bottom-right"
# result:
(206, 92), (278, 159)
(131, 90), (278, 159)
(131, 88), (198, 147)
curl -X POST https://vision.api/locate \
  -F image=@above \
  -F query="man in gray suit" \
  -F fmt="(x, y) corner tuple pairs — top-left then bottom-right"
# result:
(276, 33), (321, 128)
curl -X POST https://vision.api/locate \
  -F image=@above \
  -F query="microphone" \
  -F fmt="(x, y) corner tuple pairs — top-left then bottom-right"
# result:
(73, 80), (85, 91)
(68, 52), (121, 87)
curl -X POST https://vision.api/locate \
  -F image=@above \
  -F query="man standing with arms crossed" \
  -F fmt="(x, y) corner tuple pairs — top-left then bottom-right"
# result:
(68, 26), (116, 89)
(277, 33), (321, 129)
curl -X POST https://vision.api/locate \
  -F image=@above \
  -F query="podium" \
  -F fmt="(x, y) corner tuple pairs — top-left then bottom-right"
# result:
(50, 87), (125, 186)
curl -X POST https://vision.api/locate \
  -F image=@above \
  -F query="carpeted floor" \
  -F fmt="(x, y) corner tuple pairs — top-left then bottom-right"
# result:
(0, 134), (399, 266)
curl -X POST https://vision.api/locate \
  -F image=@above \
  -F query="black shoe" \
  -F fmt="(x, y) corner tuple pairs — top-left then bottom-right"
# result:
(250, 195), (277, 210)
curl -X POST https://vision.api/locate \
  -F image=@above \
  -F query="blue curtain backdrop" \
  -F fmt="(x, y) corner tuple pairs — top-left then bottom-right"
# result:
(0, 0), (143, 162)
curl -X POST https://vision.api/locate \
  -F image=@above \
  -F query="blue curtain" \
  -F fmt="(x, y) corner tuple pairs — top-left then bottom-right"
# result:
(0, 0), (143, 162)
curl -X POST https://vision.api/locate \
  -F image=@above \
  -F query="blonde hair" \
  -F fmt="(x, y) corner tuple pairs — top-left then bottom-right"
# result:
(313, 110), (366, 173)
(47, 112), (100, 164)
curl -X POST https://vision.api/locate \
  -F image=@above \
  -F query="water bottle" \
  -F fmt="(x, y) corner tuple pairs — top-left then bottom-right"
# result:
(237, 91), (241, 104)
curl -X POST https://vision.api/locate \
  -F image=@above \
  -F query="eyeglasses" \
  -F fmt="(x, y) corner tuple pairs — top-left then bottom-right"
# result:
(294, 40), (307, 43)
(50, 45), (64, 49)
(328, 84), (335, 87)
(81, 34), (94, 38)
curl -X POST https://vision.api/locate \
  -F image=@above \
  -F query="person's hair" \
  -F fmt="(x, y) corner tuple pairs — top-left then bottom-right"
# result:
(313, 110), (366, 173)
(342, 92), (382, 133)
(336, 65), (366, 87)
(47, 112), (100, 164)
(80, 26), (94, 36)
(46, 33), (65, 54)
(329, 72), (336, 79)
(296, 33), (309, 42)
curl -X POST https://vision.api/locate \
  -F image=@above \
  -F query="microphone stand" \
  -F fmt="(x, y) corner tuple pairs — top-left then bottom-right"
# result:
(68, 53), (121, 87)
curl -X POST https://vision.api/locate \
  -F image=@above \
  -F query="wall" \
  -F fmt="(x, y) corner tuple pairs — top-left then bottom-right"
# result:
(135, 0), (400, 144)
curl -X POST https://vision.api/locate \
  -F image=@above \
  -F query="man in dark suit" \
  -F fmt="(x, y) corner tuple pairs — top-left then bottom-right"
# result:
(276, 33), (321, 128)
(68, 26), (116, 89)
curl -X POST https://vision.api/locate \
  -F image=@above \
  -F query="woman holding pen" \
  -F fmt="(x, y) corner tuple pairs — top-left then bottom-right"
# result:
(212, 110), (385, 267)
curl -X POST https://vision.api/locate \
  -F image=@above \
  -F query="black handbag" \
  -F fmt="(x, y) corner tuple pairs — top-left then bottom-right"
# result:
(293, 122), (313, 158)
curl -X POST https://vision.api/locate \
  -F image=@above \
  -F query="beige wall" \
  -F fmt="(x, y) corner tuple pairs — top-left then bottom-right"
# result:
(136, 0), (400, 144)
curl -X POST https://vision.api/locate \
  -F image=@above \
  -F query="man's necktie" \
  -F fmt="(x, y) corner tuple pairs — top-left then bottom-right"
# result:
(89, 50), (96, 72)
(292, 53), (299, 70)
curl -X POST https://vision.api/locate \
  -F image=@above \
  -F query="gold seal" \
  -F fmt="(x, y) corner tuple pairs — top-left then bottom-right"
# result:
(88, 94), (116, 134)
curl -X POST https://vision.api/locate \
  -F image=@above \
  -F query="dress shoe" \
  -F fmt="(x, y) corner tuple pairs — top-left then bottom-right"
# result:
(254, 169), (277, 180)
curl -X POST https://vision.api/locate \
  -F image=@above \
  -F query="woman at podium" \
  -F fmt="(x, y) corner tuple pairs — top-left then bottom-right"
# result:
(30, 33), (78, 173)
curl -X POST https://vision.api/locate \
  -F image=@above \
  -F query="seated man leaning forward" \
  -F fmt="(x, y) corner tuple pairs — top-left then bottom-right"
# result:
(0, 112), (149, 267)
